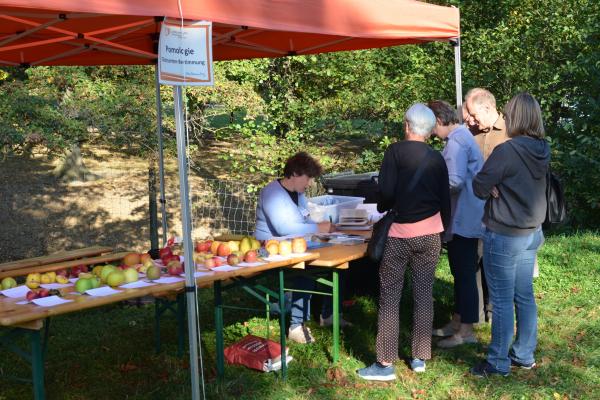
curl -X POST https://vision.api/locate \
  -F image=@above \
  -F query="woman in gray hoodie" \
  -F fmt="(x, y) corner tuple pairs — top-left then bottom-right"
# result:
(470, 93), (549, 378)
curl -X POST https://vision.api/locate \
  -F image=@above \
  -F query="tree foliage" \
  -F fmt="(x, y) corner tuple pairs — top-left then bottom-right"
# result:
(0, 0), (598, 225)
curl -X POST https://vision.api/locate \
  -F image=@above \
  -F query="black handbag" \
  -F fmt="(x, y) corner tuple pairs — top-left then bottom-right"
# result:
(367, 150), (432, 262)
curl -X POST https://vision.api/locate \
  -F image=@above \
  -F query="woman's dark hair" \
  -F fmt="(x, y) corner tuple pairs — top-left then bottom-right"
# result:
(283, 152), (323, 178)
(504, 92), (545, 139)
(427, 100), (459, 125)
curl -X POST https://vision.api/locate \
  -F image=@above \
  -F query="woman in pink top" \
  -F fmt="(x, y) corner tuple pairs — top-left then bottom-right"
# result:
(358, 103), (450, 381)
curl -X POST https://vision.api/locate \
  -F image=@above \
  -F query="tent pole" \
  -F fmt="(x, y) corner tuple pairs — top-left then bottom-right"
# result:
(452, 38), (463, 122)
(155, 66), (168, 246)
(173, 85), (202, 400)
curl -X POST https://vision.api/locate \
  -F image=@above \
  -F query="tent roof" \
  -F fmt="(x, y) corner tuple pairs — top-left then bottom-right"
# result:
(0, 0), (460, 66)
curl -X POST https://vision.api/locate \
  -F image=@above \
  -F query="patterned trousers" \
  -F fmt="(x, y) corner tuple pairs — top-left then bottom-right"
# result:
(376, 234), (441, 362)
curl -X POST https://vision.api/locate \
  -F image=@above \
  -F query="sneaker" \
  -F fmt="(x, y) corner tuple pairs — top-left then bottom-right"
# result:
(437, 333), (478, 348)
(410, 358), (426, 373)
(510, 358), (536, 370)
(319, 314), (353, 327)
(432, 322), (457, 337)
(288, 325), (315, 344)
(357, 362), (396, 381)
(470, 361), (509, 378)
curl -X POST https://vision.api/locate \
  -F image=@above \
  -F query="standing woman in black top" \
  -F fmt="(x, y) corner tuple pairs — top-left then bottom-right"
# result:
(358, 103), (450, 380)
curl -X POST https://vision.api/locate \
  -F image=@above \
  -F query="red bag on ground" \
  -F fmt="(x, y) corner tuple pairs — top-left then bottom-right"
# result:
(224, 335), (291, 372)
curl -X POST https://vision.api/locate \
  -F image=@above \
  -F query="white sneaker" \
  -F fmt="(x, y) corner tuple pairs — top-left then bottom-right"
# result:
(319, 314), (353, 327)
(288, 325), (315, 344)
(432, 322), (457, 337)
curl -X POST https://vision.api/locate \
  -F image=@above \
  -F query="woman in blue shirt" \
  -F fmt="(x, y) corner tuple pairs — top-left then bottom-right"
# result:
(428, 100), (485, 348)
(255, 152), (335, 343)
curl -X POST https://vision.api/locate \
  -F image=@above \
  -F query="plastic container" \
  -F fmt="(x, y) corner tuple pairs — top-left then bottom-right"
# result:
(321, 171), (379, 203)
(307, 195), (365, 223)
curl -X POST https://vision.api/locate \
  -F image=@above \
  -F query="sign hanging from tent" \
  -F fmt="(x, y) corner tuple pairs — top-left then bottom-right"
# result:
(159, 18), (213, 86)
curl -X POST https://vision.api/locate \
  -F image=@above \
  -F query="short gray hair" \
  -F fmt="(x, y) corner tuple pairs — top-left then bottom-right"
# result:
(404, 103), (436, 137)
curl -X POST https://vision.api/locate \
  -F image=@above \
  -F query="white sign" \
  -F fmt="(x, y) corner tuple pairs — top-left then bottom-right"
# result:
(159, 18), (213, 86)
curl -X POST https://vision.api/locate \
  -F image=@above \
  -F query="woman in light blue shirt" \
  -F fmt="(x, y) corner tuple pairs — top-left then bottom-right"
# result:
(255, 152), (334, 344)
(429, 100), (485, 348)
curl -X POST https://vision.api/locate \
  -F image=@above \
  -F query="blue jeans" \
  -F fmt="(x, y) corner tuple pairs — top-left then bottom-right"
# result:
(483, 228), (543, 372)
(290, 276), (333, 327)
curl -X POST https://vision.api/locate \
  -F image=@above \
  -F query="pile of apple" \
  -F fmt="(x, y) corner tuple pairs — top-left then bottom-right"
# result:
(193, 236), (261, 269)
(265, 237), (307, 256)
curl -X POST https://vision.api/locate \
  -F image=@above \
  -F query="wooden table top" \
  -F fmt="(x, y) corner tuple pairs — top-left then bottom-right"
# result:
(307, 243), (367, 267)
(0, 252), (131, 279)
(0, 252), (320, 327)
(0, 246), (114, 273)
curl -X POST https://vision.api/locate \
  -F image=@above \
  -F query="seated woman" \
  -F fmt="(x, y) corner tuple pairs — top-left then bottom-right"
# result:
(358, 103), (450, 380)
(255, 151), (336, 344)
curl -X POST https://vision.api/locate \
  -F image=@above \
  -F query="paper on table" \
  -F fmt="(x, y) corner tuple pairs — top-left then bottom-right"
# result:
(211, 265), (243, 272)
(41, 283), (73, 289)
(1, 285), (31, 298)
(120, 280), (157, 289)
(16, 300), (30, 305)
(153, 276), (185, 284)
(31, 295), (74, 307)
(237, 261), (266, 267)
(69, 277), (78, 283)
(85, 287), (122, 296)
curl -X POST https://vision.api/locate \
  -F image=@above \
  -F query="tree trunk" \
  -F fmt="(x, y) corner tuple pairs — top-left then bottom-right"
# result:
(52, 144), (99, 182)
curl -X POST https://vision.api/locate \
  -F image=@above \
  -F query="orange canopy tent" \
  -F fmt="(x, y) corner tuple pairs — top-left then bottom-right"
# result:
(0, 2), (462, 399)
(0, 0), (459, 65)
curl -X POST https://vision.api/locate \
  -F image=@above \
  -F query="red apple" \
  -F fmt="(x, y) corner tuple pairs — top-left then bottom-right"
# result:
(26, 290), (40, 301)
(244, 250), (258, 263)
(212, 257), (224, 267)
(195, 240), (212, 253)
(140, 253), (153, 264)
(38, 288), (50, 298)
(159, 247), (173, 259)
(56, 269), (68, 277)
(167, 260), (184, 276)
(217, 243), (232, 257)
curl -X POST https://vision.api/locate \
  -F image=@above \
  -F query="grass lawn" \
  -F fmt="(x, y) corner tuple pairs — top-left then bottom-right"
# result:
(1, 232), (599, 399)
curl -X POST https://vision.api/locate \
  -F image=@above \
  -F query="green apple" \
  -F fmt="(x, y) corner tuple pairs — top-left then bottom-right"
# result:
(100, 265), (117, 283)
(146, 265), (161, 280)
(89, 277), (100, 289)
(1, 277), (17, 290)
(106, 270), (125, 287)
(75, 278), (93, 293)
(123, 268), (138, 283)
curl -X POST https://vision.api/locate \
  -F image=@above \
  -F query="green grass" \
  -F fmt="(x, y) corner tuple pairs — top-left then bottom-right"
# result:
(1, 232), (599, 399)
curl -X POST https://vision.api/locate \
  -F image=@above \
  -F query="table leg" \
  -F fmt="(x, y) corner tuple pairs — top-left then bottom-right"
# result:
(214, 280), (224, 378)
(30, 329), (45, 400)
(278, 269), (287, 380)
(332, 270), (339, 364)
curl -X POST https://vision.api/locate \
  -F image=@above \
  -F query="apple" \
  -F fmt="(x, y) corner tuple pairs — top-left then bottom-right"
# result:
(106, 270), (126, 287)
(292, 237), (308, 253)
(140, 253), (153, 264)
(227, 254), (240, 266)
(70, 264), (88, 278)
(56, 269), (68, 277)
(56, 275), (70, 284)
(244, 250), (258, 263)
(212, 257), (224, 267)
(38, 288), (50, 298)
(195, 240), (212, 253)
(265, 240), (279, 256)
(159, 247), (173, 259)
(89, 277), (101, 289)
(162, 254), (179, 266)
(279, 240), (292, 256)
(26, 273), (41, 289)
(26, 290), (40, 301)
(123, 268), (139, 283)
(123, 253), (141, 267)
(100, 265), (117, 283)
(75, 278), (93, 293)
(146, 265), (161, 280)
(167, 260), (184, 276)
(1, 277), (17, 290)
(227, 241), (240, 252)
(204, 258), (216, 269)
(217, 243), (232, 257)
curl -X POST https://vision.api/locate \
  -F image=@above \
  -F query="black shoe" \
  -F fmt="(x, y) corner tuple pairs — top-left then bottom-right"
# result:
(470, 361), (509, 378)
(510, 358), (536, 370)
